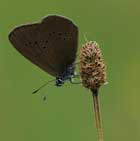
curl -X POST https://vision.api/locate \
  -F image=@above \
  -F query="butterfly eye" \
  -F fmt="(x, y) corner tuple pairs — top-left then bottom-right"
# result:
(43, 46), (46, 49)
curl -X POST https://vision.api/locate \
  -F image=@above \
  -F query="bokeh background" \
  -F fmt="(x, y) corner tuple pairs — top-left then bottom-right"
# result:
(0, 0), (140, 141)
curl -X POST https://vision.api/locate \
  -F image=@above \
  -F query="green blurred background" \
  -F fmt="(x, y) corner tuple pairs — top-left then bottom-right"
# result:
(0, 0), (140, 141)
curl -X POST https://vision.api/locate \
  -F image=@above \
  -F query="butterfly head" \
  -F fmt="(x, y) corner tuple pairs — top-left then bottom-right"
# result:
(55, 77), (64, 86)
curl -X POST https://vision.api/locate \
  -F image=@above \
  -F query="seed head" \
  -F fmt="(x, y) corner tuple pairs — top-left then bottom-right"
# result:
(80, 41), (107, 91)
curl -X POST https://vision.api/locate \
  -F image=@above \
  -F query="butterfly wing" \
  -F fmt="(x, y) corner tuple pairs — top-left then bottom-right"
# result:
(9, 15), (78, 77)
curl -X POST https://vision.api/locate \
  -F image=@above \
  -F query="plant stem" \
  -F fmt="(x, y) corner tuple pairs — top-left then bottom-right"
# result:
(91, 89), (104, 141)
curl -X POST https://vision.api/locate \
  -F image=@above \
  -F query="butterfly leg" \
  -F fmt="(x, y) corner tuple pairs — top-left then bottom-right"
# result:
(70, 74), (82, 84)
(70, 79), (82, 84)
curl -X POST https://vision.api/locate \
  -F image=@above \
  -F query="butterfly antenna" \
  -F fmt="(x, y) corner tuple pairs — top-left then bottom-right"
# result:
(75, 32), (89, 59)
(32, 79), (55, 94)
(83, 33), (89, 42)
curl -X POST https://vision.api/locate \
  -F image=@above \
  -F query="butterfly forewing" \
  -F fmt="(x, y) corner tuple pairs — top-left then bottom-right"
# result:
(9, 15), (78, 76)
(9, 23), (57, 76)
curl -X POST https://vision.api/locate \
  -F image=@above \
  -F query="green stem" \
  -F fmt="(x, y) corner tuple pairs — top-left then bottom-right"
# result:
(92, 89), (104, 141)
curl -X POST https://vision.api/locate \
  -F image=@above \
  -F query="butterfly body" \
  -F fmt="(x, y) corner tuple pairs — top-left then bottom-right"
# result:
(55, 63), (75, 86)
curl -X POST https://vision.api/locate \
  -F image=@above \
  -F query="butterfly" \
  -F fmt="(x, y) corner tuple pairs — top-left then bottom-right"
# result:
(8, 15), (79, 93)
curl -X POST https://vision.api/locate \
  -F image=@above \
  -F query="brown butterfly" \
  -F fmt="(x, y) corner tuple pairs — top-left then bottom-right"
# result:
(9, 15), (79, 93)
